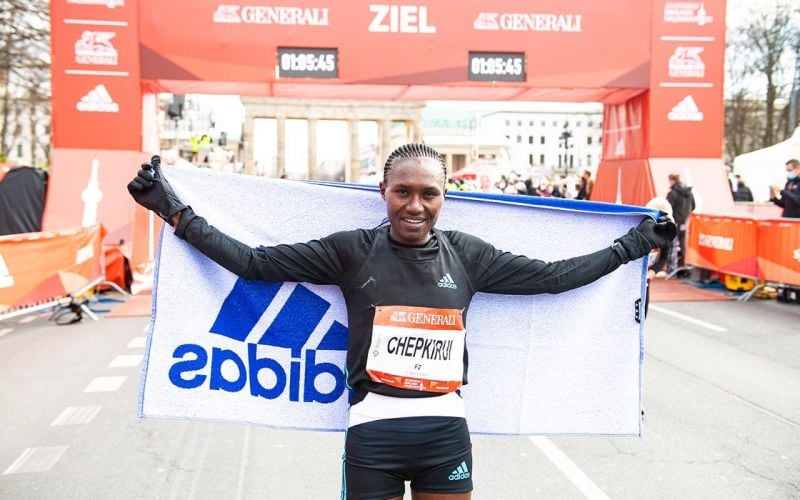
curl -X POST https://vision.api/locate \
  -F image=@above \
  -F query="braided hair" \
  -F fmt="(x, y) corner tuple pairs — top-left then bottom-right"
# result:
(383, 143), (446, 185)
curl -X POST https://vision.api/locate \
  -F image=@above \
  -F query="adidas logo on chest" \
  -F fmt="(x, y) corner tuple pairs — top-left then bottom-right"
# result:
(437, 273), (457, 290)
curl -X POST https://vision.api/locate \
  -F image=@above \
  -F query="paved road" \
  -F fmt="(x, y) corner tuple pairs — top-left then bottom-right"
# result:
(1, 296), (798, 499)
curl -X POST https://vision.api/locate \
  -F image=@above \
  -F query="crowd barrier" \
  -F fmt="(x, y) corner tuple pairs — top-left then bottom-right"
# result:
(0, 225), (105, 320)
(686, 214), (800, 288)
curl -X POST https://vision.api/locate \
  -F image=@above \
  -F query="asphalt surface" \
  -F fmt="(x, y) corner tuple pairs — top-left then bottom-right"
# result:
(1, 294), (798, 499)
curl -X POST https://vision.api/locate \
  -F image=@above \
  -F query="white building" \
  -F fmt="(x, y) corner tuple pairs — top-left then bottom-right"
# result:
(480, 102), (603, 174)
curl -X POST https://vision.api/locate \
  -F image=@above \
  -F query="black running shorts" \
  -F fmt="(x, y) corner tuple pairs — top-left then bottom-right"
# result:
(342, 416), (473, 500)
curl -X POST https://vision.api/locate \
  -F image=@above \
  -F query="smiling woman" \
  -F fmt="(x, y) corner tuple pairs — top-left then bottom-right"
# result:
(380, 144), (448, 246)
(127, 144), (676, 500)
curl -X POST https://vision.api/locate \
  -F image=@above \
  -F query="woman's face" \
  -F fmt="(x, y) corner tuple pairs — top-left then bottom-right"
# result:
(380, 157), (446, 245)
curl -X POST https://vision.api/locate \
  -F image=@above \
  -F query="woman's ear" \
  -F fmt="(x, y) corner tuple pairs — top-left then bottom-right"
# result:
(379, 182), (386, 200)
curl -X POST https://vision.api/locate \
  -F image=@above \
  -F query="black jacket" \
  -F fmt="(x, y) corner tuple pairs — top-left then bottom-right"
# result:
(733, 185), (753, 202)
(771, 179), (800, 218)
(667, 182), (696, 227)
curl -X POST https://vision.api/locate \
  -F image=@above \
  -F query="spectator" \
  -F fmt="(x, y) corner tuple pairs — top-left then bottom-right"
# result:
(732, 175), (754, 202)
(576, 170), (594, 200)
(645, 197), (674, 280)
(770, 159), (800, 218)
(480, 175), (501, 193)
(496, 175), (509, 192)
(666, 173), (696, 270)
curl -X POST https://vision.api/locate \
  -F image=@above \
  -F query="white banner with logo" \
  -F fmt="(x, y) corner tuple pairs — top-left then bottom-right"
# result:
(139, 166), (653, 435)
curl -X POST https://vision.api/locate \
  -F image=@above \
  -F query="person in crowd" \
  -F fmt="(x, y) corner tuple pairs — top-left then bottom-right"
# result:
(645, 197), (674, 280)
(666, 173), (696, 271)
(127, 144), (675, 500)
(576, 169), (594, 200)
(479, 175), (501, 194)
(537, 179), (555, 197)
(770, 159), (800, 218)
(495, 175), (509, 192)
(551, 177), (565, 198)
(732, 175), (754, 202)
(726, 164), (735, 195)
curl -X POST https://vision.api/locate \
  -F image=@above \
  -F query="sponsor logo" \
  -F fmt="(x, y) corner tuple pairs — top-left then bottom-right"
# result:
(793, 248), (800, 263)
(698, 233), (734, 251)
(0, 254), (14, 289)
(668, 95), (703, 122)
(169, 280), (348, 404)
(614, 138), (626, 156)
(473, 12), (582, 32)
(369, 4), (436, 33)
(75, 31), (118, 66)
(664, 2), (713, 25)
(390, 310), (458, 326)
(212, 4), (329, 25)
(76, 84), (119, 113)
(437, 273), (457, 289)
(449, 461), (471, 481)
(389, 310), (407, 322)
(67, 0), (124, 8)
(668, 46), (705, 78)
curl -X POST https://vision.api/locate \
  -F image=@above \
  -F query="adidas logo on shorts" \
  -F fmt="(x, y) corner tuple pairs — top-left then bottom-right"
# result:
(448, 461), (470, 481)
(437, 273), (457, 290)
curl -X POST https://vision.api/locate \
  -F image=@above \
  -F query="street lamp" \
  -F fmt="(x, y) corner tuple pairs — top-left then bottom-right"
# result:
(558, 122), (573, 174)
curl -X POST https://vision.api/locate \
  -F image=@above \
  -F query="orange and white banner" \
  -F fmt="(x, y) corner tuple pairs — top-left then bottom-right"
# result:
(685, 214), (759, 278)
(756, 219), (800, 287)
(367, 305), (465, 393)
(0, 225), (105, 316)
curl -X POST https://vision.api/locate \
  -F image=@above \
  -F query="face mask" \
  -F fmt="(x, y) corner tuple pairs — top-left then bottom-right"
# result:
(788, 172), (798, 180)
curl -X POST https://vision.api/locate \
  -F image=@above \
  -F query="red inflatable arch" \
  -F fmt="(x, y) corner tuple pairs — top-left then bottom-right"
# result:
(47, 0), (731, 267)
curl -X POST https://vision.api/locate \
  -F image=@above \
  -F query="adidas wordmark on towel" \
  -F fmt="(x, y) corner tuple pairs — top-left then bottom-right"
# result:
(437, 273), (457, 289)
(448, 461), (470, 481)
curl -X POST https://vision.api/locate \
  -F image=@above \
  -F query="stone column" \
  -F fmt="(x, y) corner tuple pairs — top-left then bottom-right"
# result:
(308, 118), (318, 180)
(243, 114), (255, 175)
(412, 119), (423, 143)
(349, 119), (360, 183)
(380, 119), (392, 165)
(276, 116), (286, 178)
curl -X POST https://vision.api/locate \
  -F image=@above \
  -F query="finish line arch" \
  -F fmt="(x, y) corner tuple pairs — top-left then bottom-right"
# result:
(47, 0), (731, 266)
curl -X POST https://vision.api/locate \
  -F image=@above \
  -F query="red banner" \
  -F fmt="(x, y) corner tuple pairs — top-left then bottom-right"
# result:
(756, 220), (800, 287)
(50, 0), (142, 150)
(685, 214), (760, 278)
(602, 94), (647, 160)
(0, 225), (104, 315)
(647, 0), (726, 158)
(138, 0), (651, 97)
(43, 149), (150, 247)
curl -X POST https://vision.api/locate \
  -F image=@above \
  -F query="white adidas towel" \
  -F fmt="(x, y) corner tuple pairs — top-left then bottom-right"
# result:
(139, 166), (653, 436)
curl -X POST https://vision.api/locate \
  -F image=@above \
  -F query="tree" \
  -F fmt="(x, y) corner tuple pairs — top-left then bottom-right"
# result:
(0, 0), (50, 164)
(742, 1), (798, 147)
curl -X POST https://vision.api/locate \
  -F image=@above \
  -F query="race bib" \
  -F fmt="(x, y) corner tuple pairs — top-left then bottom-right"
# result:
(366, 305), (465, 393)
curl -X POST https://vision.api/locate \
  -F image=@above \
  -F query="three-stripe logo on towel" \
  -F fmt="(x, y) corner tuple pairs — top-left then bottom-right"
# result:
(437, 272), (457, 289)
(448, 461), (470, 481)
(168, 278), (348, 404)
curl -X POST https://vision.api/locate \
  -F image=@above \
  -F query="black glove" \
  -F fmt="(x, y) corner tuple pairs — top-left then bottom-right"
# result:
(127, 155), (186, 224)
(613, 216), (677, 263)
